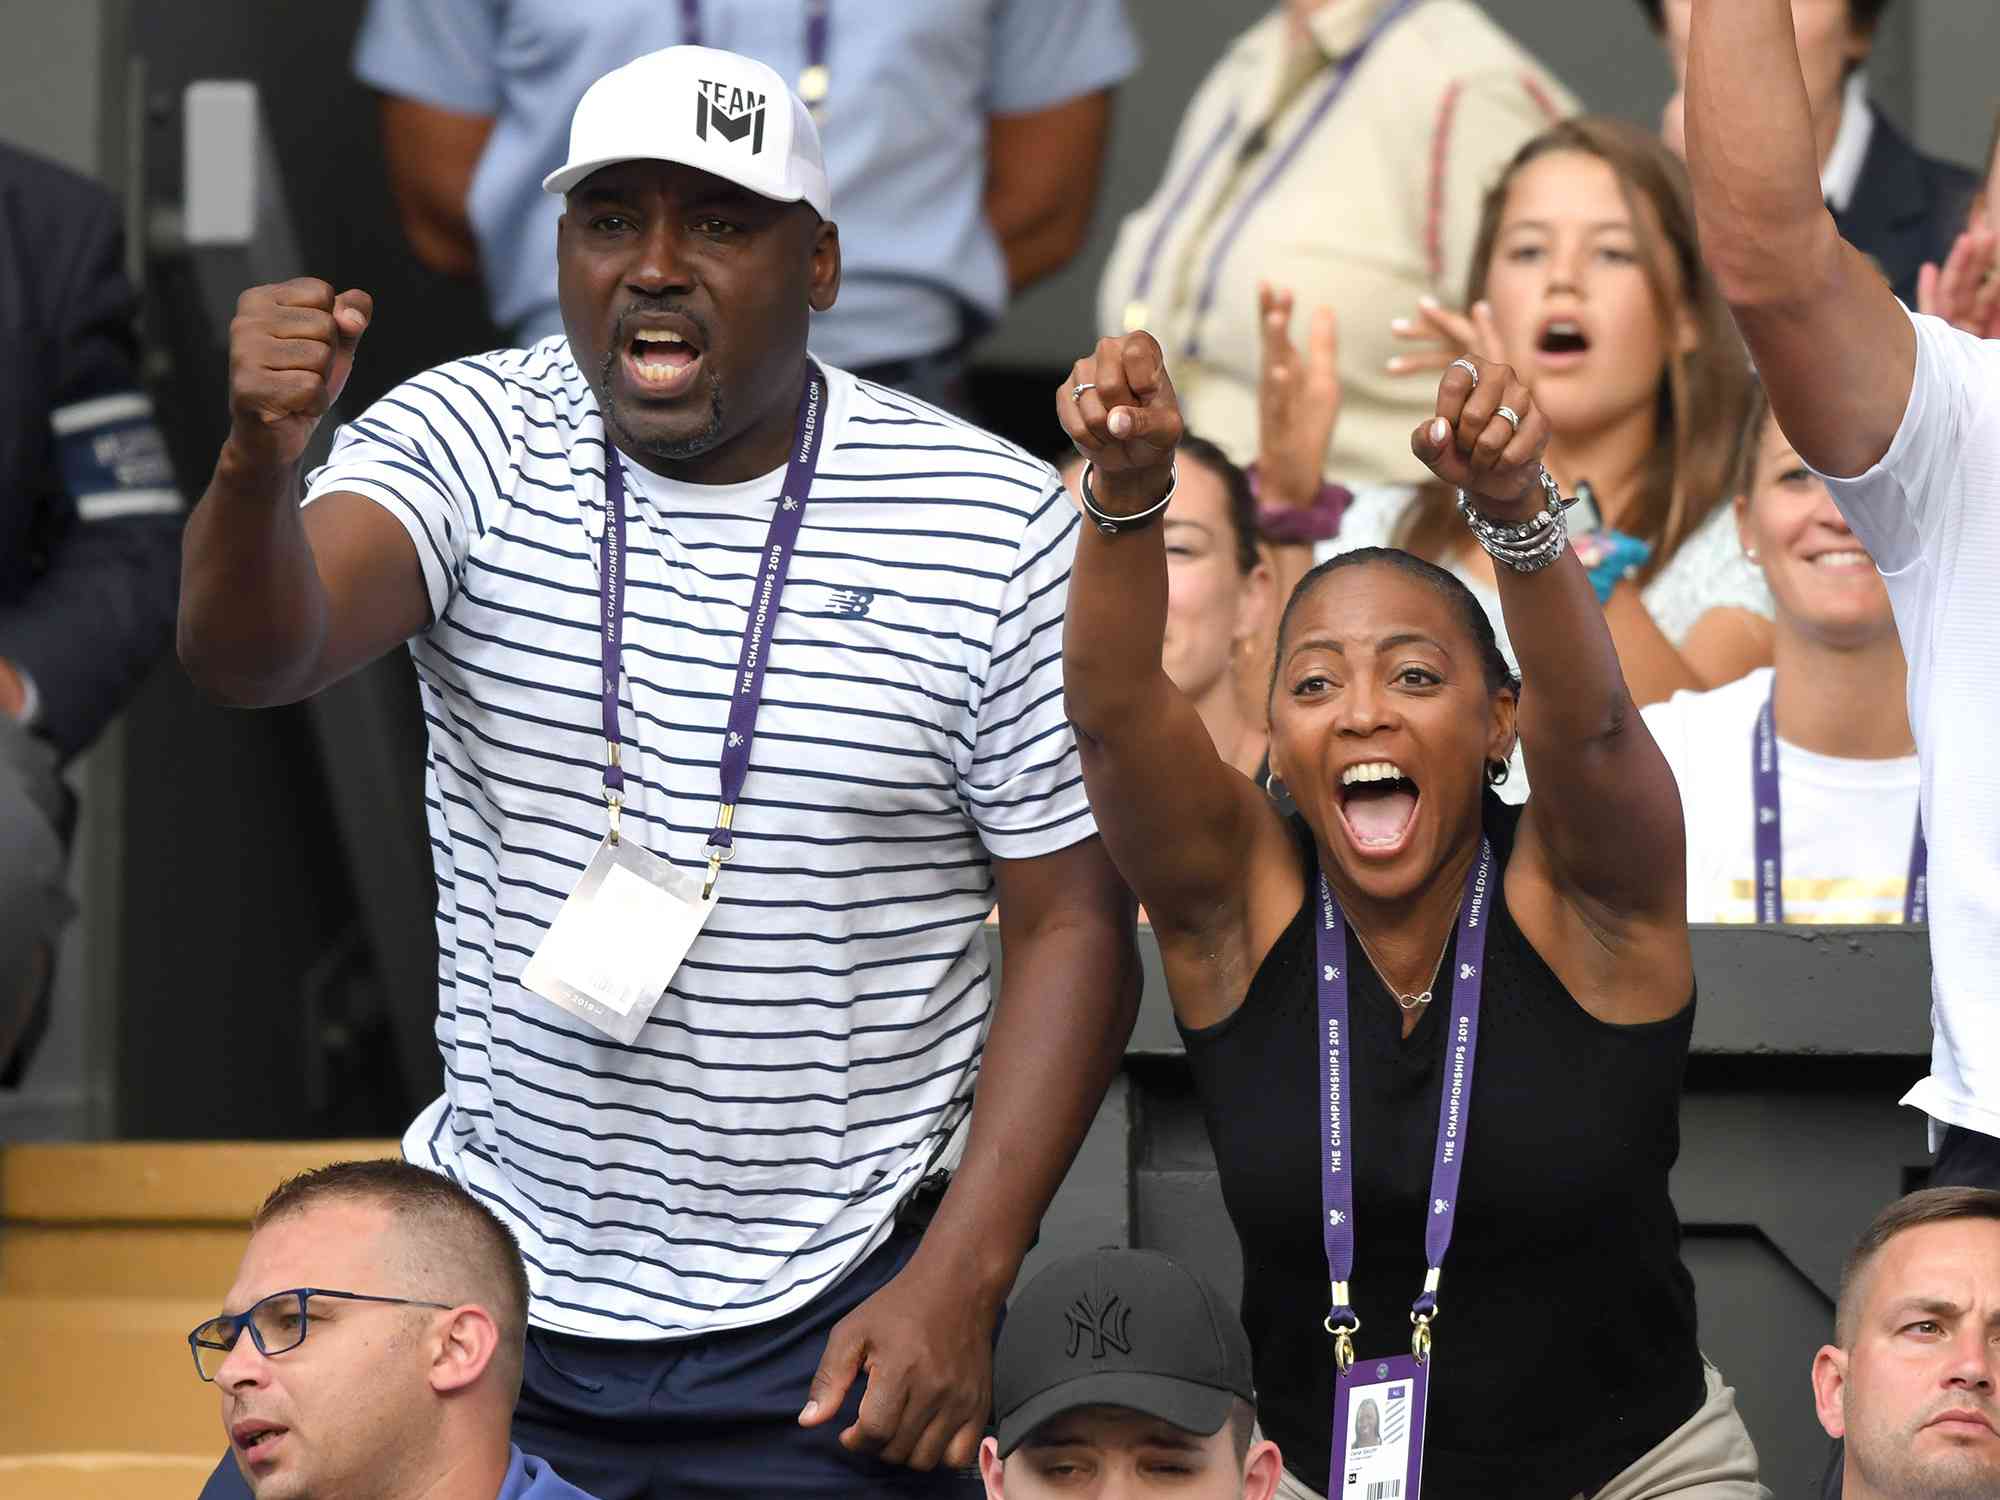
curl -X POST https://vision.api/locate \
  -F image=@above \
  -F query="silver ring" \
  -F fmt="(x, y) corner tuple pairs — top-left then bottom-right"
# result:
(1449, 357), (1480, 388)
(1494, 404), (1522, 432)
(1069, 382), (1098, 403)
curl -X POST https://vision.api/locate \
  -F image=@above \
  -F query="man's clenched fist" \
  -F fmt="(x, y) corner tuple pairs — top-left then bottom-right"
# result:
(226, 278), (372, 471)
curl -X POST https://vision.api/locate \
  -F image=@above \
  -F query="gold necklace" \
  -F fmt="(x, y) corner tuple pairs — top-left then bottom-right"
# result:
(1348, 919), (1453, 1012)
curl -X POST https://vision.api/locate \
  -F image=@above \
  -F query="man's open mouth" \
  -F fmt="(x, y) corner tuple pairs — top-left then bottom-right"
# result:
(619, 315), (705, 398)
(1336, 760), (1420, 855)
(231, 1421), (288, 1464)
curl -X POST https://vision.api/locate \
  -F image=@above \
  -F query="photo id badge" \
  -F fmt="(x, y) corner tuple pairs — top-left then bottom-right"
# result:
(522, 835), (717, 1045)
(1331, 1354), (1430, 1500)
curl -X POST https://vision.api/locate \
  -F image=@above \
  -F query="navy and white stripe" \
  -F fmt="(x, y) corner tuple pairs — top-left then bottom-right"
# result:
(305, 340), (1092, 1339)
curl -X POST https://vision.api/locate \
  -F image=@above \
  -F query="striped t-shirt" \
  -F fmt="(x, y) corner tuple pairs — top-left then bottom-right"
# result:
(304, 340), (1094, 1339)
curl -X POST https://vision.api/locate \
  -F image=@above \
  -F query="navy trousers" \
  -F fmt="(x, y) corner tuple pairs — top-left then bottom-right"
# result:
(197, 1224), (983, 1499)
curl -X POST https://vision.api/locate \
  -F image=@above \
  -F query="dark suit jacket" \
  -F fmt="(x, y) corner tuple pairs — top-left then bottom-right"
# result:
(1835, 108), (1981, 309)
(0, 143), (183, 760)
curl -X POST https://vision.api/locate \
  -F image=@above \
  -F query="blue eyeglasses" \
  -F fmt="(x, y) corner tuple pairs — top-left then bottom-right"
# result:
(187, 1287), (455, 1381)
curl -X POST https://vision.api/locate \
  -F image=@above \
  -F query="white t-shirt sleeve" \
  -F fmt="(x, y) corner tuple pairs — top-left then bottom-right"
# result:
(1815, 309), (2000, 575)
(960, 483), (1098, 860)
(303, 363), (503, 622)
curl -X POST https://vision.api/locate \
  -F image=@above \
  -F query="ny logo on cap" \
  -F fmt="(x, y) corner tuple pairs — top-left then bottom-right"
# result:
(695, 80), (767, 154)
(1064, 1292), (1132, 1360)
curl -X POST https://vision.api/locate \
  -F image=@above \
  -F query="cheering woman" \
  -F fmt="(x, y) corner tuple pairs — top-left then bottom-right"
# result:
(1057, 334), (1765, 1499)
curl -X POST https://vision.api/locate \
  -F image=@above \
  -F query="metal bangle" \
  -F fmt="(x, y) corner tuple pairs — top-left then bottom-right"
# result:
(1079, 460), (1178, 537)
(1458, 468), (1575, 574)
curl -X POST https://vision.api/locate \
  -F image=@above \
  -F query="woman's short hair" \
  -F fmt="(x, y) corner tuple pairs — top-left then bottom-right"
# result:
(1273, 547), (1519, 702)
(1393, 117), (1751, 583)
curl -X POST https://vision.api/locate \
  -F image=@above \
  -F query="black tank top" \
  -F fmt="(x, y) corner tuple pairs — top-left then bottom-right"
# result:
(1182, 796), (1704, 1499)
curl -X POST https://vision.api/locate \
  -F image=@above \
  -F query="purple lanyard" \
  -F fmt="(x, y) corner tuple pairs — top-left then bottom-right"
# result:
(679, 0), (831, 105)
(599, 364), (827, 897)
(1180, 0), (1420, 359)
(1752, 696), (1926, 925)
(1318, 836), (1493, 1370)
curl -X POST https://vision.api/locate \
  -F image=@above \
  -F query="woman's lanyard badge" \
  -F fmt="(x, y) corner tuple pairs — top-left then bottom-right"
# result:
(1318, 838), (1494, 1500)
(523, 366), (827, 1044)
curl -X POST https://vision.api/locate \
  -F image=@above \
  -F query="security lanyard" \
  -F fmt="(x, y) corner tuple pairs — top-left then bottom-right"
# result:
(1751, 696), (1926, 925)
(1156, 0), (1419, 357)
(679, 0), (831, 109)
(1317, 835), (1494, 1371)
(598, 363), (827, 896)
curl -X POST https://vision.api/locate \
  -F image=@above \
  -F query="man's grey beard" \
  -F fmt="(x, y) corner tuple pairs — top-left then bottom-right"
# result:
(599, 354), (726, 462)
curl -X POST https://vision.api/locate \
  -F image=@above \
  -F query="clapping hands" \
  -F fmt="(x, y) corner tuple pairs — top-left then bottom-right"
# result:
(1256, 283), (1341, 510)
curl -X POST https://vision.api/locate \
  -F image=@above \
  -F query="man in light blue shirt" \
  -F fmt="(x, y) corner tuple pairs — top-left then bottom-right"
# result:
(356, 0), (1137, 402)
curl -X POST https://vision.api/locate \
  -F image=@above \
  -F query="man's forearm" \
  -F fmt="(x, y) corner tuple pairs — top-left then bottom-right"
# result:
(910, 910), (1139, 1310)
(1685, 0), (1833, 305)
(178, 443), (330, 707)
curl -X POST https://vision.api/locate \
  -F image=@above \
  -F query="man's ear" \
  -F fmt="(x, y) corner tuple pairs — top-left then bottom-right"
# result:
(1812, 1344), (1850, 1439)
(809, 219), (842, 314)
(1243, 1436), (1285, 1500)
(978, 1436), (1007, 1500)
(429, 1304), (502, 1396)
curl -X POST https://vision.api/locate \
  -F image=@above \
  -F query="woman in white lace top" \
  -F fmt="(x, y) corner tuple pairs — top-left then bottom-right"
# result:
(1297, 117), (1773, 707)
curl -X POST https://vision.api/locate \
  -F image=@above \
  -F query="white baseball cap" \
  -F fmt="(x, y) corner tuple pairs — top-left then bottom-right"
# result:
(542, 45), (832, 219)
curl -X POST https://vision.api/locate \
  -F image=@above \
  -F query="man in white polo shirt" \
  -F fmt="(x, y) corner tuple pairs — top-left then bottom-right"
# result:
(180, 46), (1137, 1499)
(1685, 0), (2000, 1189)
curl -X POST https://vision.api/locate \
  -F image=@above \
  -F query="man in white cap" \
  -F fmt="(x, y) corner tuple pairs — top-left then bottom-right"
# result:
(180, 45), (1138, 1499)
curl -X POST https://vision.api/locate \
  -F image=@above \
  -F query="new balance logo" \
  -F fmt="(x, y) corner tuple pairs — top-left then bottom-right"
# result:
(827, 588), (876, 618)
(695, 80), (767, 153)
(1065, 1292), (1132, 1360)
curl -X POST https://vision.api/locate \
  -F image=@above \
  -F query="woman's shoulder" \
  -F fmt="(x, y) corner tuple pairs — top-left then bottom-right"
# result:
(1643, 502), (1774, 643)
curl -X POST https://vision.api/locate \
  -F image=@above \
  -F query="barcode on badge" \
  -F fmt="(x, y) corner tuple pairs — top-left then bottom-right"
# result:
(1365, 1483), (1401, 1500)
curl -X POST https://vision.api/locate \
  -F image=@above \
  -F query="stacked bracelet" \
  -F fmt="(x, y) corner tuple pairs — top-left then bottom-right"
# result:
(1079, 461), (1178, 537)
(1457, 468), (1577, 573)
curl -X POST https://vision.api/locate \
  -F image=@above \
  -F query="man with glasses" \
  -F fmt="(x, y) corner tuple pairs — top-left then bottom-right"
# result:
(192, 1158), (600, 1500)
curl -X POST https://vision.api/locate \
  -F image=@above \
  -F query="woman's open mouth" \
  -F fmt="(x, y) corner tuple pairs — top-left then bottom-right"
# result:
(1336, 760), (1421, 858)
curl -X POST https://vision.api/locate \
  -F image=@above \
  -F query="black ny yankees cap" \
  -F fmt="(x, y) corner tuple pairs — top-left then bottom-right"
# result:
(993, 1248), (1256, 1457)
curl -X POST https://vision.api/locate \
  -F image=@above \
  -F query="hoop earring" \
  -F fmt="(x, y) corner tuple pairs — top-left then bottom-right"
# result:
(1267, 773), (1290, 803)
(1486, 759), (1510, 787)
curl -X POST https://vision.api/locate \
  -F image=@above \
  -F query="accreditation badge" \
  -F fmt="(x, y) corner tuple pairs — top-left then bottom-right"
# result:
(1333, 1354), (1430, 1500)
(522, 834), (717, 1045)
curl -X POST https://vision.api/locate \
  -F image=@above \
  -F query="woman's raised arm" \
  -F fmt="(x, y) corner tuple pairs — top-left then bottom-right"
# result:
(1058, 334), (1284, 938)
(1412, 356), (1690, 1016)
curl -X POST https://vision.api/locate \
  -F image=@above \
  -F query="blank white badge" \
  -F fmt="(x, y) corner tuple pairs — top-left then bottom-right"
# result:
(522, 835), (717, 1044)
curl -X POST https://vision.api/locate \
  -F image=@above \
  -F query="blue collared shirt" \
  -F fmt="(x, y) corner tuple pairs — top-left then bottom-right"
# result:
(497, 1444), (600, 1499)
(354, 0), (1138, 365)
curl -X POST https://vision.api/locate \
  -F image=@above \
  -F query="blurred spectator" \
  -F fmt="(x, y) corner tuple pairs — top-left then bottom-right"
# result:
(1686, 0), (2000, 1190)
(1916, 109), (2000, 341)
(354, 0), (1136, 407)
(1096, 0), (1575, 491)
(192, 1159), (598, 1499)
(0, 143), (182, 1084)
(1320, 117), (1770, 714)
(1644, 385), (1920, 924)
(1641, 0), (1976, 308)
(981, 1248), (1281, 1500)
(1060, 438), (1276, 781)
(1812, 1187), (2000, 1500)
